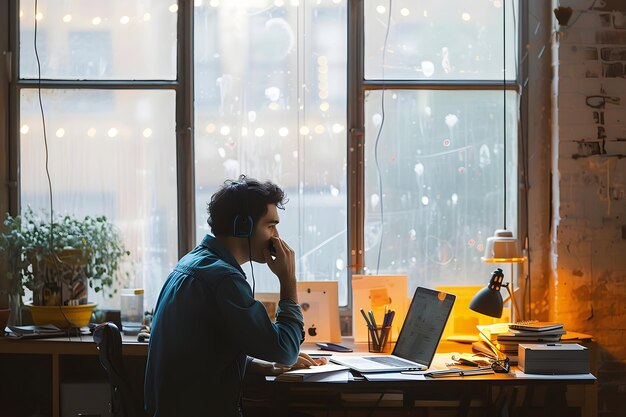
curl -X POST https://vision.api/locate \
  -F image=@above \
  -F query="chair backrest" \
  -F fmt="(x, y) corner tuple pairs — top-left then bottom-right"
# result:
(93, 322), (138, 417)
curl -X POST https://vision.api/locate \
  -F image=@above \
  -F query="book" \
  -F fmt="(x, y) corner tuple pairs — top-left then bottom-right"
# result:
(496, 333), (563, 343)
(275, 364), (350, 383)
(508, 321), (564, 332)
(5, 324), (68, 339)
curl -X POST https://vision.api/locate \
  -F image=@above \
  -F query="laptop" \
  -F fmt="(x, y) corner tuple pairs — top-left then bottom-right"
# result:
(331, 287), (456, 373)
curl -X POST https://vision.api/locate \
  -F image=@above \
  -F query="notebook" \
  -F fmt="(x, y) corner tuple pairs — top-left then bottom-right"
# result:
(331, 287), (456, 373)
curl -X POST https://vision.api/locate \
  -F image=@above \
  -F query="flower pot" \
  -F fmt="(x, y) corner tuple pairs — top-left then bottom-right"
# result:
(28, 249), (90, 306)
(26, 303), (97, 328)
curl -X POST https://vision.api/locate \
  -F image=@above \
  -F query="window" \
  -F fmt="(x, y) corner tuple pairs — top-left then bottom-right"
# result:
(5, 0), (519, 313)
(359, 0), (519, 296)
(15, 0), (179, 308)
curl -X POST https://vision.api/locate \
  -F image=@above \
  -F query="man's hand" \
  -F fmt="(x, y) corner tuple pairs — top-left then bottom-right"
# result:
(263, 236), (297, 302)
(248, 352), (328, 376)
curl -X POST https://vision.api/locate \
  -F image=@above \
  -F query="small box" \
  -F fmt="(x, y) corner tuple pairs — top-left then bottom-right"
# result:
(518, 343), (589, 374)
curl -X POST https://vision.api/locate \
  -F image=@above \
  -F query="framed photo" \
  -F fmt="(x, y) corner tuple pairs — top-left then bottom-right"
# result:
(296, 281), (342, 343)
(352, 275), (408, 343)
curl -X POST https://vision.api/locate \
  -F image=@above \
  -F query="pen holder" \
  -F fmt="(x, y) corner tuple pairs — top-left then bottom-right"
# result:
(367, 326), (392, 353)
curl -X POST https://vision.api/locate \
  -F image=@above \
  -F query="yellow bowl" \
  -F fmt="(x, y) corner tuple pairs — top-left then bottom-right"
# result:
(26, 303), (97, 328)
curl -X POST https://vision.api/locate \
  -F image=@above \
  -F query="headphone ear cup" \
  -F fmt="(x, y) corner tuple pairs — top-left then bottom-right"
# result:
(233, 215), (253, 238)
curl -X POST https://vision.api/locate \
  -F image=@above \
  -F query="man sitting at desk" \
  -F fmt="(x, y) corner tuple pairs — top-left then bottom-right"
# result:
(145, 175), (314, 417)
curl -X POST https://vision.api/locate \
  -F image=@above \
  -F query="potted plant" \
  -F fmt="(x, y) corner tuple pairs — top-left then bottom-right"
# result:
(0, 207), (130, 327)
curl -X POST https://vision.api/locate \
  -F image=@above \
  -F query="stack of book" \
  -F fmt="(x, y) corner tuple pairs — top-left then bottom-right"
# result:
(475, 321), (566, 364)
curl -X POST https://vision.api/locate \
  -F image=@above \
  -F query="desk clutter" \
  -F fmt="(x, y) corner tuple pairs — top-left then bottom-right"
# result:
(472, 321), (590, 374)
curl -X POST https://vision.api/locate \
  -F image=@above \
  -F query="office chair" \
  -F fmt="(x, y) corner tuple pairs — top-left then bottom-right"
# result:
(93, 322), (139, 417)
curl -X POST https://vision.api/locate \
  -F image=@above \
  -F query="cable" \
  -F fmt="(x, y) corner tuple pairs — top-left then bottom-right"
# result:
(503, 0), (507, 231)
(374, 0), (393, 274)
(33, 0), (55, 251)
(247, 236), (255, 297)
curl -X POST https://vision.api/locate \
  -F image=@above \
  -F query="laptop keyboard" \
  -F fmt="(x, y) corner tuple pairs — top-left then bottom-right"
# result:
(365, 356), (414, 367)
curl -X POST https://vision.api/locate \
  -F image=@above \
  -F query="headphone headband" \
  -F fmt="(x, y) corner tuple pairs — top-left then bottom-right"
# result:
(232, 179), (253, 238)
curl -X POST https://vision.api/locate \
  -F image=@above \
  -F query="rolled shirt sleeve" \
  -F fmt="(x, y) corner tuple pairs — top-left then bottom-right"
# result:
(215, 274), (304, 366)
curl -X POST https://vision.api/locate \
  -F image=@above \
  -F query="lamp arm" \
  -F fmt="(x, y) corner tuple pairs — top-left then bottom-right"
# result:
(502, 283), (522, 322)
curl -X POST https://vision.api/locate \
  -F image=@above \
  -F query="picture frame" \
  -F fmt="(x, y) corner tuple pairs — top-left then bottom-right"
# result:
(296, 281), (342, 343)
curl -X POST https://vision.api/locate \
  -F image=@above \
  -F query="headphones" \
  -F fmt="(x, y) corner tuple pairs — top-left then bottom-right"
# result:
(232, 180), (253, 238)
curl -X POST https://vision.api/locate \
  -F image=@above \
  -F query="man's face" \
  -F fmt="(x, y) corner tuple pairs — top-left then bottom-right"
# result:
(249, 204), (280, 263)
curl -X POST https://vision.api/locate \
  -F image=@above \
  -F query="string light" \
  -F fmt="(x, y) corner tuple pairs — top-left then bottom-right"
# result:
(400, 8), (410, 17)
(87, 128), (97, 137)
(107, 128), (118, 138)
(205, 123), (216, 133)
(319, 102), (330, 112)
(169, 4), (178, 13)
(143, 13), (151, 21)
(92, 17), (101, 25)
(314, 125), (325, 134)
(376, 5), (386, 14)
(63, 14), (72, 23)
(278, 127), (289, 137)
(55, 128), (65, 138)
(220, 125), (230, 135)
(120, 16), (130, 24)
(20, 124), (29, 134)
(142, 128), (152, 138)
(462, 12), (471, 21)
(254, 128), (265, 137)
(241, 127), (248, 136)
(299, 126), (310, 135)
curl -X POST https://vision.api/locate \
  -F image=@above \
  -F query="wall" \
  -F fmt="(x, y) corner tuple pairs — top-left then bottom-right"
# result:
(552, 1), (626, 416)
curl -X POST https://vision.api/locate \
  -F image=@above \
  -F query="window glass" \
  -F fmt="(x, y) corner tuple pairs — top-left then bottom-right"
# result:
(193, 1), (349, 304)
(364, 0), (518, 80)
(363, 89), (518, 294)
(19, 0), (177, 80)
(20, 89), (178, 309)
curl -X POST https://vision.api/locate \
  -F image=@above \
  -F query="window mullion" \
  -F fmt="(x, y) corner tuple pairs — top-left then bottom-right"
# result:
(176, 0), (195, 258)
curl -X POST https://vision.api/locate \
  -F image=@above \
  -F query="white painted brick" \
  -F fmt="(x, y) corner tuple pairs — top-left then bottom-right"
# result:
(558, 92), (587, 109)
(604, 108), (626, 124)
(560, 0), (602, 10)
(558, 77), (606, 94)
(558, 28), (600, 45)
(559, 61), (603, 78)
(567, 11), (606, 29)
(559, 44), (599, 62)
(596, 30), (626, 44)
(559, 123), (598, 139)
(558, 108), (597, 125)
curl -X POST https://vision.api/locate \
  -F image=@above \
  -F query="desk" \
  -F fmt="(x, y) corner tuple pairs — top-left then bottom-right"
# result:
(0, 337), (595, 417)
(0, 334), (147, 417)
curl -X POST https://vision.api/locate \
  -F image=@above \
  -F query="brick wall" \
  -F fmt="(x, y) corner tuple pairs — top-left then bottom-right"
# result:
(553, 2), (626, 416)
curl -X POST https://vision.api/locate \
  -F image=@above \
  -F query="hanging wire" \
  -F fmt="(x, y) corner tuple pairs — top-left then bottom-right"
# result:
(374, 0), (393, 275)
(503, 0), (507, 231)
(34, 0), (56, 251)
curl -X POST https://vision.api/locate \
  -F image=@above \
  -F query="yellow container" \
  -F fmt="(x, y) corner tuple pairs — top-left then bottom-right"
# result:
(26, 303), (97, 328)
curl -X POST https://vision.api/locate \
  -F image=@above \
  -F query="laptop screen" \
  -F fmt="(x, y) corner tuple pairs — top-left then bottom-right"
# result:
(392, 287), (456, 366)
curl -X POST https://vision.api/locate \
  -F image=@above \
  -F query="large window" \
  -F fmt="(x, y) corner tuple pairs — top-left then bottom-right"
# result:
(7, 0), (518, 312)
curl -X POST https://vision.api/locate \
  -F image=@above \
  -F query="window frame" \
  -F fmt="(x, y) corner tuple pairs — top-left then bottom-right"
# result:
(2, 0), (525, 317)
(5, 1), (195, 260)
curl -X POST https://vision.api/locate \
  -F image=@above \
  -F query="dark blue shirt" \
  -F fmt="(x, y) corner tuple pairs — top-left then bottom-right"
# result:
(145, 235), (304, 417)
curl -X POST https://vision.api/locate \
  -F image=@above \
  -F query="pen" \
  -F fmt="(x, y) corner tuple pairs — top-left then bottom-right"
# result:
(368, 310), (378, 329)
(360, 308), (372, 328)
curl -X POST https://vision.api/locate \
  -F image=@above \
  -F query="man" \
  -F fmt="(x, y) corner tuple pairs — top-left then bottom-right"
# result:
(145, 175), (314, 416)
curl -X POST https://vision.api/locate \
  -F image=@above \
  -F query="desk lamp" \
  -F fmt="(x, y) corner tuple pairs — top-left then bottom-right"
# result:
(469, 267), (521, 320)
